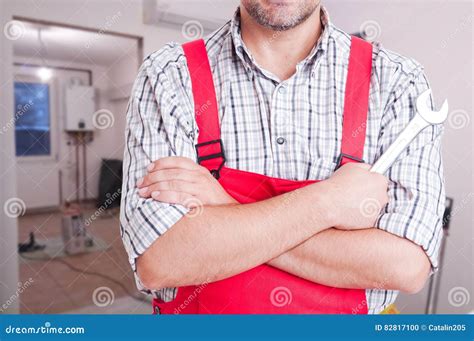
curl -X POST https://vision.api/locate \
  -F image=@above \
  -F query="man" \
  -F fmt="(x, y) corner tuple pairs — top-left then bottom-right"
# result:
(120, 0), (445, 314)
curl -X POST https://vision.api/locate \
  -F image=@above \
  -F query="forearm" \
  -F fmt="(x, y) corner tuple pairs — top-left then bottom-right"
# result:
(137, 183), (332, 290)
(268, 228), (431, 293)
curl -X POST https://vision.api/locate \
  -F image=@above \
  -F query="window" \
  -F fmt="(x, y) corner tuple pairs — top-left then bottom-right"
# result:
(14, 81), (51, 157)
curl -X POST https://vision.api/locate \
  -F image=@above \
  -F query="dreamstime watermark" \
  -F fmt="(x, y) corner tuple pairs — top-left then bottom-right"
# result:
(352, 122), (367, 138)
(447, 109), (470, 130)
(92, 286), (115, 307)
(448, 286), (470, 308)
(183, 197), (204, 218)
(195, 99), (212, 116)
(440, 14), (473, 51)
(3, 197), (26, 218)
(359, 198), (382, 218)
(84, 189), (121, 226)
(262, 30), (283, 48)
(85, 11), (123, 49)
(4, 321), (85, 335)
(443, 192), (473, 227)
(270, 286), (292, 307)
(262, 189), (298, 221)
(92, 109), (115, 130)
(360, 20), (381, 41)
(0, 278), (34, 313)
(351, 277), (389, 314)
(1, 100), (34, 135)
(182, 20), (203, 40)
(3, 20), (26, 40)
(173, 281), (209, 314)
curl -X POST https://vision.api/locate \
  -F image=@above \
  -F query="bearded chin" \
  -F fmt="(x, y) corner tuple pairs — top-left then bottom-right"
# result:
(242, 0), (319, 31)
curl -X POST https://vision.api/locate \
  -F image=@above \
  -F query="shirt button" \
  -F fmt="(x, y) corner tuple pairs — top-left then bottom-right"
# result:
(278, 86), (286, 94)
(276, 137), (286, 145)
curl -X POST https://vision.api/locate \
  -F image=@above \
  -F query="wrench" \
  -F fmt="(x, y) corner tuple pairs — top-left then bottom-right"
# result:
(370, 89), (448, 174)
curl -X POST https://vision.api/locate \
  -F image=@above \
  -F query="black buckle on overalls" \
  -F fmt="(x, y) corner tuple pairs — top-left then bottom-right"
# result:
(195, 139), (226, 179)
(335, 153), (364, 170)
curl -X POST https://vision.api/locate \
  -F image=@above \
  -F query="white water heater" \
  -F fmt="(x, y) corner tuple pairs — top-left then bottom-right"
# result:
(65, 85), (95, 131)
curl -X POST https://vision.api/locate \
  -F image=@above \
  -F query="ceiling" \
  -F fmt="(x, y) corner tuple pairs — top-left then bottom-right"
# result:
(13, 21), (138, 66)
(12, 0), (239, 66)
(144, 0), (239, 27)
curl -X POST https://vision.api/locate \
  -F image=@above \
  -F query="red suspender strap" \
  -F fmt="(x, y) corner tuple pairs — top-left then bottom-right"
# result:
(337, 36), (373, 168)
(183, 37), (372, 173)
(182, 39), (225, 178)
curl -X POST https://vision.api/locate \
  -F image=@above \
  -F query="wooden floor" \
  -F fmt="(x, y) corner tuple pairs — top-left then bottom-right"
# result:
(18, 208), (150, 314)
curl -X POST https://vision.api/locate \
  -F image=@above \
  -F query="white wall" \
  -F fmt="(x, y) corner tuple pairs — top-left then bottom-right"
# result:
(326, 0), (473, 314)
(0, 0), (20, 313)
(96, 51), (139, 161)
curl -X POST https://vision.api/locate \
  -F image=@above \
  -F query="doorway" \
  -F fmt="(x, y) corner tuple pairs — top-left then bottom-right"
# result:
(11, 18), (148, 314)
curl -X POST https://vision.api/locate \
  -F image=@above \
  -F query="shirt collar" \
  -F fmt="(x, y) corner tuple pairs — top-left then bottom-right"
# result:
(230, 5), (332, 73)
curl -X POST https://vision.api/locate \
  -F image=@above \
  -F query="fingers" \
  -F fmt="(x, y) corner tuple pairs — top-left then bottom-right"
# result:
(354, 163), (371, 170)
(136, 157), (213, 204)
(150, 190), (199, 208)
(137, 157), (209, 189)
(342, 162), (371, 170)
(338, 162), (388, 183)
(147, 156), (205, 172)
(138, 168), (206, 188)
(138, 180), (202, 198)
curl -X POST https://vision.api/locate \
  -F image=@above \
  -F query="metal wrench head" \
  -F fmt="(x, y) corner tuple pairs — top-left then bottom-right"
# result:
(416, 89), (449, 125)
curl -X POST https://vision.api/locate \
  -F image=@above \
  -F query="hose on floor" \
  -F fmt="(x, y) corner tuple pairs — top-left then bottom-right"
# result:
(20, 254), (148, 304)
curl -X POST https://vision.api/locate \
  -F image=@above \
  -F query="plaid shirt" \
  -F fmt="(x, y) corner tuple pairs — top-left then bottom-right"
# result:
(120, 7), (445, 314)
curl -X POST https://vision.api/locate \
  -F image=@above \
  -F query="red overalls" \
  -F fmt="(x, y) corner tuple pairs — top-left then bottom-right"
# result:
(152, 36), (373, 314)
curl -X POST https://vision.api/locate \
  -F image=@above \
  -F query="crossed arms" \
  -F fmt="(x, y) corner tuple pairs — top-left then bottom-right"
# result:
(135, 158), (431, 294)
(122, 67), (443, 297)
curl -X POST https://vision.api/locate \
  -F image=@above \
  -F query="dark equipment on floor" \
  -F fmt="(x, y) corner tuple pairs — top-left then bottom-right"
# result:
(97, 159), (123, 211)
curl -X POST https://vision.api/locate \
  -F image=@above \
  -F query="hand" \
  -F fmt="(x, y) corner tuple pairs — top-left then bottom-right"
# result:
(136, 156), (238, 207)
(321, 163), (389, 230)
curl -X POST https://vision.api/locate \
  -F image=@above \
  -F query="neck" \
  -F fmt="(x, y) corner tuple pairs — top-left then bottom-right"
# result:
(239, 5), (322, 81)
